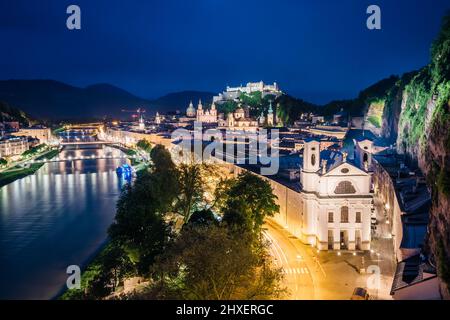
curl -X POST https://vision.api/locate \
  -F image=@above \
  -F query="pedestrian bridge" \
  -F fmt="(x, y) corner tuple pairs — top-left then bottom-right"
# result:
(59, 141), (115, 146)
(27, 154), (137, 164)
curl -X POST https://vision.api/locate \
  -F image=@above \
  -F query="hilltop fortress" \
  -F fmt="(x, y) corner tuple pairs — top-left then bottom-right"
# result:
(213, 81), (282, 104)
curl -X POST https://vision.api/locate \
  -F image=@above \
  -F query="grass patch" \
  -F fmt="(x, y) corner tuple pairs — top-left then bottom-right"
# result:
(367, 115), (382, 128)
(0, 148), (60, 188)
(0, 163), (44, 188)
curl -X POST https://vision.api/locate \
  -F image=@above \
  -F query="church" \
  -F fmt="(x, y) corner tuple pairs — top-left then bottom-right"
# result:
(193, 100), (218, 123)
(299, 139), (374, 250)
(218, 104), (259, 132)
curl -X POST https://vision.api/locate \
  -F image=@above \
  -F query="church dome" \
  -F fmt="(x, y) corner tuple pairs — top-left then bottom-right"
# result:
(186, 101), (196, 117)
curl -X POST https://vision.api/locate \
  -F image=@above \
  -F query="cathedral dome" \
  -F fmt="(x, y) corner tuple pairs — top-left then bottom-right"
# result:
(186, 101), (196, 117)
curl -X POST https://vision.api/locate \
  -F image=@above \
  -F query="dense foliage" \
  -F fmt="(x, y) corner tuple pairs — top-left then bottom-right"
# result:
(147, 225), (284, 300)
(0, 158), (7, 167)
(21, 144), (47, 158)
(216, 171), (279, 234)
(136, 139), (152, 153)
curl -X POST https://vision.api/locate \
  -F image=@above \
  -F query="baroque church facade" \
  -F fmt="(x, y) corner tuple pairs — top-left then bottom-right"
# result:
(218, 105), (259, 132)
(299, 139), (374, 250)
(185, 100), (219, 123)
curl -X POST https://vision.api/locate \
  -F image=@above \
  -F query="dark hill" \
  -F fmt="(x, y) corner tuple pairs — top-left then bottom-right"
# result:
(0, 80), (152, 120)
(0, 80), (215, 120)
(150, 90), (216, 113)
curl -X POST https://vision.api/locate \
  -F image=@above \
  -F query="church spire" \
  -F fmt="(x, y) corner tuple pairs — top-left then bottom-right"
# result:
(268, 101), (273, 113)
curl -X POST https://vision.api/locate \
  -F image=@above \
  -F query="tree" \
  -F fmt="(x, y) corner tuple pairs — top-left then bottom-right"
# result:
(108, 174), (173, 275)
(175, 163), (206, 224)
(185, 209), (217, 228)
(0, 158), (7, 168)
(149, 225), (284, 300)
(136, 139), (152, 153)
(216, 171), (279, 234)
(109, 145), (179, 275)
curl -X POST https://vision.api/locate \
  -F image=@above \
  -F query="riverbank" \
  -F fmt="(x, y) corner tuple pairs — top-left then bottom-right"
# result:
(56, 239), (111, 300)
(0, 148), (60, 188)
(108, 144), (150, 170)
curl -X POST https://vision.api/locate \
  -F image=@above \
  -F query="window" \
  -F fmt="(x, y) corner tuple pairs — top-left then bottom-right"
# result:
(328, 212), (334, 223)
(341, 206), (349, 223)
(363, 152), (368, 163)
(334, 181), (357, 194)
(341, 168), (349, 173)
(356, 212), (361, 223)
(311, 153), (316, 166)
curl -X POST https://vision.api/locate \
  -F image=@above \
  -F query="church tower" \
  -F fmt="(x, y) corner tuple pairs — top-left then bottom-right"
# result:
(196, 99), (204, 121)
(354, 139), (374, 171)
(301, 139), (320, 192)
(155, 111), (161, 125)
(211, 102), (217, 118)
(227, 112), (235, 127)
(267, 101), (274, 127)
(258, 111), (265, 126)
(138, 114), (145, 130)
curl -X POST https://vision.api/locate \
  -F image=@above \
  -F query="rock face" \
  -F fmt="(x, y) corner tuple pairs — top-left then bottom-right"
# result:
(424, 112), (450, 299)
(381, 71), (418, 144)
(393, 14), (450, 297)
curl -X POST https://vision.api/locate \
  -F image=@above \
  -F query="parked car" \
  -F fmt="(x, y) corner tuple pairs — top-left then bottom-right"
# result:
(350, 287), (370, 300)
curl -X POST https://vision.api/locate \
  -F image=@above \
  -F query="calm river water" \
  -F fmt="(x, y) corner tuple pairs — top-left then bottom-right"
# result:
(0, 146), (128, 299)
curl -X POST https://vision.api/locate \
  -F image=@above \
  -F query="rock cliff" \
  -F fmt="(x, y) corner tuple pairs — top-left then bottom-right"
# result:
(394, 14), (450, 297)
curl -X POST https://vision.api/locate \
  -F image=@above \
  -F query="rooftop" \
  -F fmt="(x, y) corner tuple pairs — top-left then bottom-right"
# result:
(390, 254), (436, 295)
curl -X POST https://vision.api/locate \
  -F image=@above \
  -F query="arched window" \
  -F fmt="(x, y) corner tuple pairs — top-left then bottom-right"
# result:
(341, 206), (349, 223)
(363, 152), (368, 163)
(311, 153), (316, 166)
(334, 181), (357, 194)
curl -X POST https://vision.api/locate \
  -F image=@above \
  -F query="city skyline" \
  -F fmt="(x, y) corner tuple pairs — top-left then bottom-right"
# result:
(1, 0), (450, 306)
(0, 0), (449, 104)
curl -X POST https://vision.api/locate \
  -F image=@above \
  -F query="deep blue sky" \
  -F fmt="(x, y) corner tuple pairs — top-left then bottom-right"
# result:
(0, 0), (449, 103)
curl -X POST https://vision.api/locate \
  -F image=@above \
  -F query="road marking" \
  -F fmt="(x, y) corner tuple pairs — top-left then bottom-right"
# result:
(282, 268), (311, 276)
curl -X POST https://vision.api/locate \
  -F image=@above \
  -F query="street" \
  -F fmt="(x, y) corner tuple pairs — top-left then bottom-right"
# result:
(263, 220), (317, 300)
(264, 217), (395, 300)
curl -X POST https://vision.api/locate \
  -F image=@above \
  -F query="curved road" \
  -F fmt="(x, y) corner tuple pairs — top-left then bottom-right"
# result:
(264, 220), (320, 300)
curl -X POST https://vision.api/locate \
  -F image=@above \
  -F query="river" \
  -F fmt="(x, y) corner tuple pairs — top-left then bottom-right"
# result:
(0, 146), (128, 299)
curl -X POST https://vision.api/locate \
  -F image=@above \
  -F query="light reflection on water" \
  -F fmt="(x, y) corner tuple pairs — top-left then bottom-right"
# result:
(0, 146), (128, 299)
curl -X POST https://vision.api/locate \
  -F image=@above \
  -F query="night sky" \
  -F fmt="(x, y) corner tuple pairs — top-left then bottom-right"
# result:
(0, 0), (449, 103)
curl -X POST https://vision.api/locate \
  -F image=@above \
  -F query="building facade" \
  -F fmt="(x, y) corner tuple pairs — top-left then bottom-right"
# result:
(299, 139), (373, 250)
(0, 136), (29, 158)
(11, 127), (52, 143)
(196, 100), (218, 123)
(218, 105), (259, 131)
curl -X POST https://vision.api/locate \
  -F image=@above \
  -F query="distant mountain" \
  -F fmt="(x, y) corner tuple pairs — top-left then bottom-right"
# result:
(0, 80), (216, 120)
(0, 80), (153, 120)
(150, 90), (216, 113)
